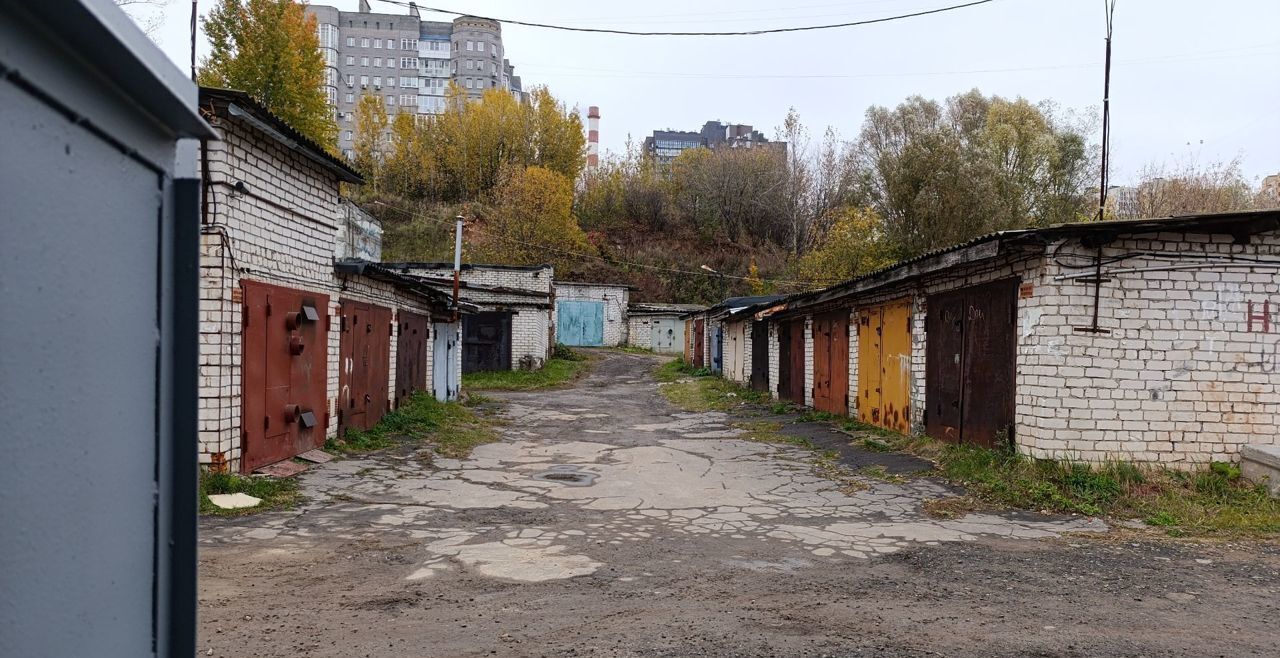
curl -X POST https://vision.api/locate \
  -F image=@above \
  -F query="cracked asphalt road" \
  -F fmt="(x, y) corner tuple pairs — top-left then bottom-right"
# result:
(199, 351), (1280, 657)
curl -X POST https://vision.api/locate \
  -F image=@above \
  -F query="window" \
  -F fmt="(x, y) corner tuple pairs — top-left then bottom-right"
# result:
(345, 93), (354, 103)
(344, 130), (352, 141)
(466, 40), (473, 51)
(373, 57), (381, 67)
(360, 75), (368, 86)
(401, 57), (417, 69)
(465, 79), (473, 89)
(373, 76), (381, 87)
(400, 94), (416, 107)
(386, 95), (395, 106)
(400, 77), (418, 88)
(345, 55), (354, 65)
(360, 56), (368, 66)
(360, 37), (369, 48)
(491, 42), (498, 54)
(388, 77), (397, 87)
(387, 59), (395, 68)
(465, 59), (473, 70)
(346, 36), (354, 46)
(345, 74), (354, 86)
(373, 38), (382, 48)
(400, 38), (417, 50)
(344, 149), (354, 159)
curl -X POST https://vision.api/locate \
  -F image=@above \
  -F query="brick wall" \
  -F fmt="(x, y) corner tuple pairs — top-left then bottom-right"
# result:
(803, 315), (814, 407)
(554, 283), (630, 346)
(628, 316), (652, 349)
(198, 114), (441, 472)
(768, 322), (781, 399)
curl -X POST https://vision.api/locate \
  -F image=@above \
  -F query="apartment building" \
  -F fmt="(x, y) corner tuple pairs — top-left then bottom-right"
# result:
(642, 120), (778, 164)
(308, 1), (525, 156)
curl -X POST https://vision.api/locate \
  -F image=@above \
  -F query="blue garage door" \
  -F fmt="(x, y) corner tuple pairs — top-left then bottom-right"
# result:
(558, 301), (604, 346)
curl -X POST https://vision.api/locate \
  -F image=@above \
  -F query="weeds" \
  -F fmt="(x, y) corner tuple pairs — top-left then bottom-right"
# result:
(199, 471), (300, 517)
(462, 355), (590, 391)
(553, 342), (585, 361)
(325, 392), (499, 459)
(658, 370), (770, 412)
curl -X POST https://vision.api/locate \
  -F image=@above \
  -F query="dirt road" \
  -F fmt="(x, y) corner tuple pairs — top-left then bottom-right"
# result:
(199, 351), (1280, 657)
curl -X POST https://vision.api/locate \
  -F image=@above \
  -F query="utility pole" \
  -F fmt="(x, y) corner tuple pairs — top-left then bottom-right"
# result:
(452, 215), (464, 319)
(190, 1), (198, 81)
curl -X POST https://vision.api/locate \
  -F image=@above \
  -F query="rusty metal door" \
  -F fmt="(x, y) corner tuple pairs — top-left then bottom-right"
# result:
(784, 318), (807, 403)
(777, 320), (793, 399)
(241, 281), (328, 472)
(462, 311), (512, 373)
(926, 281), (1017, 446)
(693, 319), (705, 368)
(858, 299), (912, 433)
(339, 299), (392, 436)
(813, 310), (849, 415)
(961, 280), (1018, 447)
(750, 320), (769, 392)
(396, 311), (431, 408)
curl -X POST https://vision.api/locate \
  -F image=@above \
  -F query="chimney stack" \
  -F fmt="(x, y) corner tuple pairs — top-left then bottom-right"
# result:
(587, 106), (600, 174)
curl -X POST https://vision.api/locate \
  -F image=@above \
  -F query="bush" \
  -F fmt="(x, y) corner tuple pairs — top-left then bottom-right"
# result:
(553, 342), (585, 361)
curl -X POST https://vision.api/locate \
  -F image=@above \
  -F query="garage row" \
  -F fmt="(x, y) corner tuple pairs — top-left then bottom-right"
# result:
(686, 210), (1280, 467)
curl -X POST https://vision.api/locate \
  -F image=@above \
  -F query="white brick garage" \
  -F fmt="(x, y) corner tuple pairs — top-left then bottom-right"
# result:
(555, 282), (631, 347)
(753, 211), (1280, 466)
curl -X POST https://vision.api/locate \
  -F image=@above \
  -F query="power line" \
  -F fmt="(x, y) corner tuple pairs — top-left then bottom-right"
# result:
(371, 0), (999, 36)
(370, 200), (827, 290)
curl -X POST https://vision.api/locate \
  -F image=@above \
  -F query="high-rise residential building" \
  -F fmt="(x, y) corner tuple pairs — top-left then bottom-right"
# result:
(307, 1), (526, 156)
(641, 120), (777, 164)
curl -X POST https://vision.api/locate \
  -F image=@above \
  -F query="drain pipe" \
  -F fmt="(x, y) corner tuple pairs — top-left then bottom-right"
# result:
(452, 215), (463, 321)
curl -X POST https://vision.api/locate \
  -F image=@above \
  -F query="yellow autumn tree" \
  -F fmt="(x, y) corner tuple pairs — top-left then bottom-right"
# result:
(351, 94), (389, 187)
(472, 165), (594, 271)
(797, 207), (894, 286)
(198, 0), (337, 147)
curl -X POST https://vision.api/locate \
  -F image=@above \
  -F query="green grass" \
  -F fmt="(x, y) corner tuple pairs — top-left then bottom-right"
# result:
(325, 391), (499, 459)
(656, 367), (771, 412)
(834, 421), (1280, 537)
(199, 471), (300, 517)
(614, 345), (656, 355)
(462, 356), (591, 391)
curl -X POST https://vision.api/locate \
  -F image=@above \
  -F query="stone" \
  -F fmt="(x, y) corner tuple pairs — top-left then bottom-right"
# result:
(206, 493), (262, 510)
(1241, 444), (1280, 498)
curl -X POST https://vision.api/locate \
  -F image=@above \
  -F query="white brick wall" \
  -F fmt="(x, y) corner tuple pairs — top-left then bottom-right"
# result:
(804, 315), (814, 407)
(554, 283), (630, 347)
(628, 316), (652, 349)
(198, 113), (441, 472)
(768, 322), (781, 399)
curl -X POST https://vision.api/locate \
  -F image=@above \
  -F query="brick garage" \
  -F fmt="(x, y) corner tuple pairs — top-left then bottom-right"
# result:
(750, 211), (1280, 466)
(387, 263), (555, 371)
(197, 88), (457, 473)
(555, 282), (631, 347)
(627, 304), (703, 354)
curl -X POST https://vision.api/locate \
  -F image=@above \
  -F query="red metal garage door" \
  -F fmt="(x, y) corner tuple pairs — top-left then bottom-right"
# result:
(396, 311), (431, 408)
(241, 281), (329, 473)
(693, 319), (706, 369)
(813, 310), (850, 415)
(338, 299), (392, 436)
(925, 279), (1018, 447)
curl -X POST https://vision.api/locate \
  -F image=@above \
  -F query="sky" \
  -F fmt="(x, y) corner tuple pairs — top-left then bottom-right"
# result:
(130, 0), (1279, 185)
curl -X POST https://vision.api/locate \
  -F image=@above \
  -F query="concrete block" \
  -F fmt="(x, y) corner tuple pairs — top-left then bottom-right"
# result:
(1241, 444), (1280, 498)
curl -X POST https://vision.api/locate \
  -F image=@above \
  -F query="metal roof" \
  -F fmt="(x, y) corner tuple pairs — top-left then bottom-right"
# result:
(383, 261), (554, 273)
(334, 259), (479, 313)
(740, 208), (1280, 318)
(200, 87), (363, 184)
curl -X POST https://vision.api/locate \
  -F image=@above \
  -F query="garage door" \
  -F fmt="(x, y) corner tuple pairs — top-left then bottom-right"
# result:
(651, 317), (682, 354)
(812, 310), (850, 416)
(558, 300), (604, 346)
(778, 318), (807, 403)
(338, 299), (392, 437)
(926, 279), (1018, 447)
(396, 311), (431, 408)
(857, 298), (912, 433)
(463, 311), (512, 372)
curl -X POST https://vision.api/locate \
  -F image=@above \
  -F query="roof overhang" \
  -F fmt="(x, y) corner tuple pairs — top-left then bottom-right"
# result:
(334, 259), (479, 313)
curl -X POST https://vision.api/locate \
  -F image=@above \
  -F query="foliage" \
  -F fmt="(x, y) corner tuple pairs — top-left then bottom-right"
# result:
(352, 93), (389, 183)
(1113, 157), (1271, 219)
(553, 342), (585, 361)
(461, 356), (591, 391)
(853, 90), (1095, 259)
(198, 0), (337, 147)
(355, 85), (585, 202)
(468, 165), (595, 271)
(199, 471), (300, 516)
(324, 392), (498, 458)
(656, 367), (770, 412)
(797, 206), (894, 285)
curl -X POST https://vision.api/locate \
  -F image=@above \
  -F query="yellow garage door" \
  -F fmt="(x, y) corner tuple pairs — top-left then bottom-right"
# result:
(857, 298), (912, 434)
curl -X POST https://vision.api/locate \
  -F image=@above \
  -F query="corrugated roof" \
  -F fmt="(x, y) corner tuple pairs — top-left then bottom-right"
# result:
(200, 87), (363, 184)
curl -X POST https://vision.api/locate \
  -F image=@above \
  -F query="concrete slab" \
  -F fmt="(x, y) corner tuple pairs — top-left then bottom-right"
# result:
(1241, 444), (1280, 498)
(206, 493), (261, 510)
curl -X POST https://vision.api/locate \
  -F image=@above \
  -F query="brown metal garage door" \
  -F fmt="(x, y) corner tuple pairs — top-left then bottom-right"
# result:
(750, 320), (770, 392)
(338, 299), (392, 436)
(812, 310), (850, 415)
(241, 281), (329, 472)
(693, 319), (705, 369)
(777, 317), (807, 403)
(925, 279), (1018, 447)
(396, 311), (431, 408)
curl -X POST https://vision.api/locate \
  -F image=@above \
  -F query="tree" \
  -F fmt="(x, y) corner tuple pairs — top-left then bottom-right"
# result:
(351, 94), (388, 188)
(198, 0), (337, 147)
(1113, 158), (1261, 219)
(797, 207), (893, 285)
(471, 166), (595, 272)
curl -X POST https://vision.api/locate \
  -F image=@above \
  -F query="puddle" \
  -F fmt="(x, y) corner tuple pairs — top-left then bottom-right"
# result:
(531, 465), (598, 487)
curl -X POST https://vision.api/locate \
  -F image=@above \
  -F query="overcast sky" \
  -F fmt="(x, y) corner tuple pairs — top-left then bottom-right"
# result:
(130, 0), (1279, 184)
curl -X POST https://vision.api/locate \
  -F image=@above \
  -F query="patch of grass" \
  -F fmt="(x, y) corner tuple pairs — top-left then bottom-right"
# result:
(462, 356), (591, 391)
(553, 342), (585, 361)
(199, 471), (300, 517)
(657, 370), (771, 412)
(922, 496), (983, 520)
(325, 392), (499, 459)
(614, 345), (655, 355)
(797, 410), (840, 423)
(861, 437), (892, 453)
(732, 420), (815, 449)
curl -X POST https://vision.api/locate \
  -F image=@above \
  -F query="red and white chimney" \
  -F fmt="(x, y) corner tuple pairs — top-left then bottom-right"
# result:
(587, 105), (600, 174)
